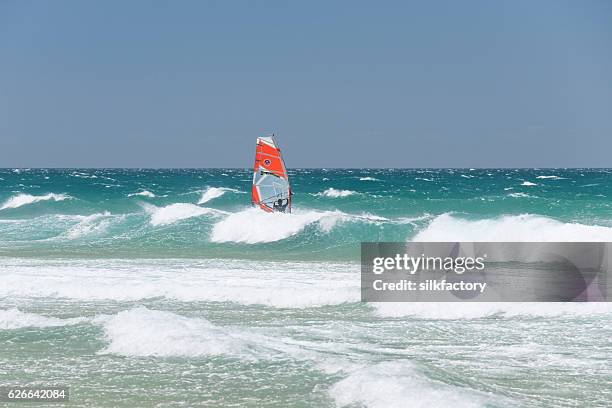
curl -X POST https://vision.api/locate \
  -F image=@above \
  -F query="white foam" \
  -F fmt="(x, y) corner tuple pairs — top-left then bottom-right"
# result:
(0, 258), (359, 308)
(65, 212), (114, 239)
(359, 177), (379, 181)
(71, 172), (97, 179)
(97, 307), (368, 363)
(373, 302), (612, 319)
(0, 308), (85, 330)
(536, 175), (565, 180)
(521, 181), (537, 186)
(315, 188), (357, 198)
(396, 213), (434, 225)
(127, 190), (155, 198)
(507, 192), (534, 198)
(210, 207), (422, 244)
(210, 207), (346, 243)
(0, 193), (71, 210)
(329, 361), (493, 408)
(100, 307), (256, 358)
(142, 203), (223, 226)
(355, 213), (389, 222)
(412, 213), (612, 242)
(197, 187), (240, 204)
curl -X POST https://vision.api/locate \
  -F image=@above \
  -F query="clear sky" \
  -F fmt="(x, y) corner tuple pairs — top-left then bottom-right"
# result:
(1, 0), (611, 168)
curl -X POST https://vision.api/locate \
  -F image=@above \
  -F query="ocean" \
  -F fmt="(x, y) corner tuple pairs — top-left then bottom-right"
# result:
(1, 168), (611, 407)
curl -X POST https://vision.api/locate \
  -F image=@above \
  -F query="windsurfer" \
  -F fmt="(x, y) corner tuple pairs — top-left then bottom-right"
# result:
(273, 198), (289, 213)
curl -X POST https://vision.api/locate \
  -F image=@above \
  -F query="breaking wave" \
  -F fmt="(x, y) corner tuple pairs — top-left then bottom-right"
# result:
(329, 361), (495, 408)
(198, 187), (241, 204)
(64, 212), (115, 239)
(0, 193), (71, 210)
(0, 258), (359, 308)
(97, 307), (364, 362)
(507, 192), (534, 198)
(127, 190), (155, 198)
(0, 308), (86, 330)
(142, 203), (224, 226)
(314, 188), (357, 198)
(210, 207), (395, 244)
(100, 307), (258, 358)
(536, 175), (565, 180)
(412, 213), (612, 242)
(210, 208), (343, 243)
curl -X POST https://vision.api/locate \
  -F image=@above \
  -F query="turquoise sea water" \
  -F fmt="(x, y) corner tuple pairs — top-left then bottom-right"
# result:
(1, 168), (611, 407)
(1, 168), (611, 259)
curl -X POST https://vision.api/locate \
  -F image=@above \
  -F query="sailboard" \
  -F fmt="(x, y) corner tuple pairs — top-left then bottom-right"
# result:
(251, 134), (292, 213)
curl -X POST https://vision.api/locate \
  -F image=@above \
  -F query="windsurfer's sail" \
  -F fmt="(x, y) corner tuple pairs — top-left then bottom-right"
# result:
(252, 135), (292, 213)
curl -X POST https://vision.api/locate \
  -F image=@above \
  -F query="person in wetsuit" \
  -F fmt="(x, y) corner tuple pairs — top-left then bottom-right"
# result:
(272, 198), (288, 213)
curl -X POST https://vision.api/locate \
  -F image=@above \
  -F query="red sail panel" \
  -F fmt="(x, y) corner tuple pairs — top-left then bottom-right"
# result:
(254, 140), (287, 179)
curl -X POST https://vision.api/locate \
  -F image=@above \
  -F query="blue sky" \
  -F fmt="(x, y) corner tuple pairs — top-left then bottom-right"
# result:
(1, 1), (611, 167)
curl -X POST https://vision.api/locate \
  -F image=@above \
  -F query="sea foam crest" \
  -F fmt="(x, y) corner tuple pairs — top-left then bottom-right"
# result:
(65, 212), (115, 239)
(142, 203), (224, 226)
(536, 175), (565, 180)
(210, 207), (345, 243)
(210, 207), (420, 244)
(412, 213), (612, 242)
(329, 361), (494, 408)
(0, 193), (71, 210)
(0, 258), (359, 308)
(0, 308), (86, 330)
(315, 188), (357, 198)
(507, 192), (534, 198)
(127, 190), (155, 198)
(98, 307), (364, 361)
(198, 187), (241, 204)
(100, 307), (256, 358)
